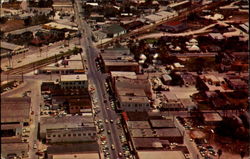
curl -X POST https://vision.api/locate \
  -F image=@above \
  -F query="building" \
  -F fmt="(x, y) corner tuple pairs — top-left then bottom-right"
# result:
(40, 116), (96, 143)
(180, 72), (196, 86)
(180, 98), (197, 111)
(137, 151), (185, 159)
(161, 92), (183, 110)
(39, 54), (85, 75)
(67, 98), (92, 114)
(225, 78), (248, 90)
(100, 50), (140, 73)
(168, 0), (191, 12)
(161, 74), (172, 85)
(1, 143), (29, 159)
(202, 111), (223, 125)
(122, 21), (144, 31)
(52, 0), (73, 12)
(159, 21), (187, 32)
(114, 77), (152, 99)
(0, 41), (29, 58)
(1, 97), (31, 126)
(173, 63), (185, 71)
(59, 74), (88, 89)
(102, 24), (126, 38)
(47, 143), (99, 159)
(122, 112), (184, 157)
(110, 71), (137, 83)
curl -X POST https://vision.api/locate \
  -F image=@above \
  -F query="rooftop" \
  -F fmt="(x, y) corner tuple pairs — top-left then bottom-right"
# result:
(162, 92), (178, 101)
(117, 88), (146, 97)
(128, 121), (151, 129)
(104, 60), (139, 66)
(149, 119), (175, 128)
(138, 150), (185, 159)
(133, 138), (164, 149)
(40, 116), (94, 131)
(119, 96), (149, 104)
(203, 112), (223, 122)
(47, 142), (99, 154)
(0, 41), (24, 51)
(60, 74), (87, 82)
(1, 143), (28, 154)
(110, 71), (137, 79)
(1, 97), (31, 123)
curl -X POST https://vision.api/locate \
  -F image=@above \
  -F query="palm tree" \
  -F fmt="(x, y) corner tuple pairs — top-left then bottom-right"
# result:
(217, 149), (222, 159)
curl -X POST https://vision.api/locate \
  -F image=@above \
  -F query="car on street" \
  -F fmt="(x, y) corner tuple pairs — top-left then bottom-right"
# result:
(118, 152), (123, 157)
(105, 119), (109, 123)
(33, 143), (37, 149)
(111, 144), (115, 150)
(110, 120), (114, 123)
(107, 130), (111, 134)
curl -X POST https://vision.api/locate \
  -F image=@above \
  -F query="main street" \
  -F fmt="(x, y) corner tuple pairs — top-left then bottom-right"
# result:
(74, 0), (124, 158)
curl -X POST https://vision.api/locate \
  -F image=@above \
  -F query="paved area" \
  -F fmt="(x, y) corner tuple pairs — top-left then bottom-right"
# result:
(1, 38), (80, 71)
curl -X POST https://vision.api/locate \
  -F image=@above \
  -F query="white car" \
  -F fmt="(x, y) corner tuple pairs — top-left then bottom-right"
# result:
(33, 143), (37, 149)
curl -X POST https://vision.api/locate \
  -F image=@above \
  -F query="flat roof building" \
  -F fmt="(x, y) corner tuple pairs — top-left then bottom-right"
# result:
(1, 97), (31, 125)
(47, 142), (99, 159)
(137, 151), (185, 159)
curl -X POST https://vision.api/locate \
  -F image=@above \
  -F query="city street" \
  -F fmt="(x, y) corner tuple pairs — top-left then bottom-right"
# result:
(74, 0), (124, 158)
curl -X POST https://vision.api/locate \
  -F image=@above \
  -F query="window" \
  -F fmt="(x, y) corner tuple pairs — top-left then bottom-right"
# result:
(80, 107), (83, 109)
(48, 135), (51, 138)
(83, 133), (86, 136)
(68, 134), (71, 137)
(73, 134), (76, 136)
(88, 133), (91, 136)
(58, 135), (61, 137)
(93, 133), (96, 136)
(63, 134), (66, 137)
(53, 135), (56, 137)
(78, 134), (81, 136)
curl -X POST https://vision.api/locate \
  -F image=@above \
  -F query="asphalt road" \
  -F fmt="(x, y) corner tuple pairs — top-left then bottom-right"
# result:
(74, 1), (124, 158)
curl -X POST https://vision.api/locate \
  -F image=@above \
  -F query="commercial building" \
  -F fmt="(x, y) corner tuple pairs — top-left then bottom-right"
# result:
(100, 51), (140, 73)
(1, 143), (29, 159)
(202, 111), (223, 125)
(38, 54), (85, 75)
(59, 74), (88, 89)
(122, 112), (184, 158)
(47, 142), (100, 159)
(1, 97), (31, 126)
(161, 92), (183, 110)
(0, 41), (29, 58)
(137, 151), (185, 159)
(52, 0), (73, 12)
(40, 116), (96, 143)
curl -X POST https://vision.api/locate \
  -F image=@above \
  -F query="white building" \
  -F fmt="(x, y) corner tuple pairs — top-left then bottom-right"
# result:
(59, 74), (88, 89)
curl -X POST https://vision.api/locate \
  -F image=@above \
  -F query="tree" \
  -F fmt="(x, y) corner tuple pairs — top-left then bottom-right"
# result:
(240, 150), (245, 159)
(217, 149), (222, 159)
(24, 16), (32, 26)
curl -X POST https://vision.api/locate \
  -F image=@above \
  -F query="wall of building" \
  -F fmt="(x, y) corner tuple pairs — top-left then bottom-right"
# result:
(46, 130), (96, 143)
(120, 102), (150, 112)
